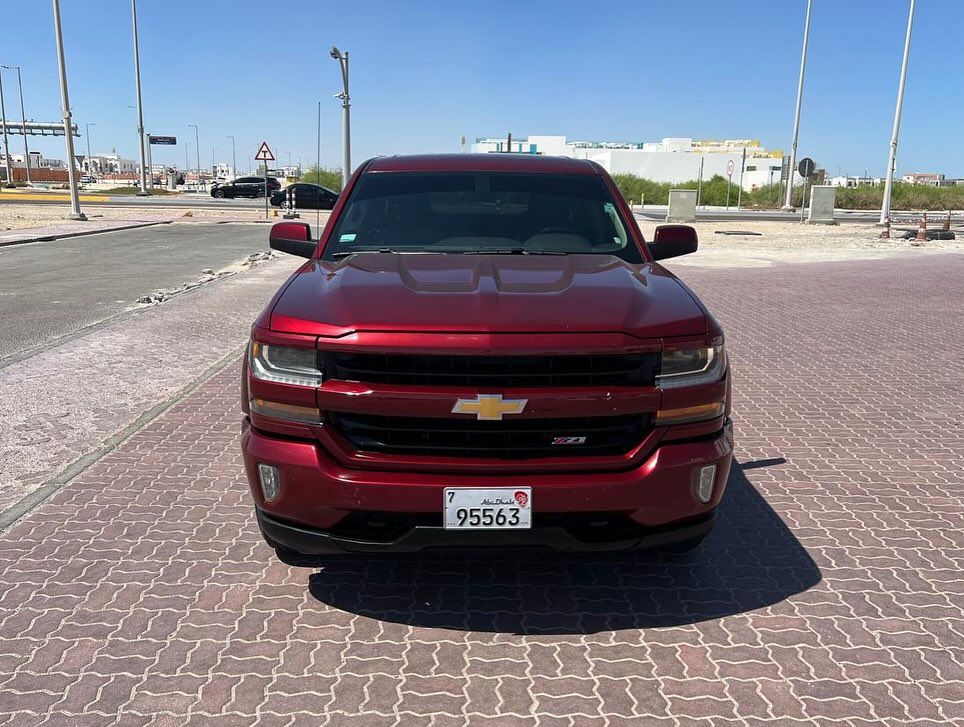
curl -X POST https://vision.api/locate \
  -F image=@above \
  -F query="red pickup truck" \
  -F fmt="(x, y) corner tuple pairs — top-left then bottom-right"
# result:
(241, 154), (732, 559)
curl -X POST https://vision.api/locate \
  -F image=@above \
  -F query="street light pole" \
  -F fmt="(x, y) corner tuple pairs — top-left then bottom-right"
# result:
(51, 0), (85, 219)
(1, 65), (31, 185)
(880, 0), (916, 225)
(783, 0), (812, 209)
(227, 135), (236, 179)
(0, 67), (12, 187)
(131, 0), (149, 195)
(189, 124), (201, 191)
(85, 122), (94, 178)
(330, 47), (351, 189)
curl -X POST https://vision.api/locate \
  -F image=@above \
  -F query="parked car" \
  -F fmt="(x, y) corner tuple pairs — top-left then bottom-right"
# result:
(79, 175), (96, 184)
(210, 176), (280, 199)
(270, 183), (339, 210)
(243, 154), (732, 560)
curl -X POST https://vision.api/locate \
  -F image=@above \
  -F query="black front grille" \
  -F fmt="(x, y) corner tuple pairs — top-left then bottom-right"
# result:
(324, 352), (658, 388)
(328, 412), (650, 459)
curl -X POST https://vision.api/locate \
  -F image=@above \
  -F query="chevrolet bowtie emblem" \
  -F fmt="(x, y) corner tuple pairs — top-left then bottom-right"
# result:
(452, 394), (528, 421)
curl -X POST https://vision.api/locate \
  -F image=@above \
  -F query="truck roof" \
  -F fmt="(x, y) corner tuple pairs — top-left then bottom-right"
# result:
(366, 154), (599, 175)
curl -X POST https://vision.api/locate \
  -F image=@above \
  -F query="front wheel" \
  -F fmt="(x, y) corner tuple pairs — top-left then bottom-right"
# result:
(212, 188), (225, 199)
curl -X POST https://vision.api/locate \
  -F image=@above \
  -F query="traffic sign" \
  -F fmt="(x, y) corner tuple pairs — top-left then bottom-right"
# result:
(148, 135), (176, 145)
(726, 160), (735, 177)
(798, 157), (815, 178)
(254, 141), (275, 161)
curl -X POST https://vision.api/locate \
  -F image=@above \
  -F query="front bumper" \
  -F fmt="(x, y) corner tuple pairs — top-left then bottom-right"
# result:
(242, 418), (733, 554)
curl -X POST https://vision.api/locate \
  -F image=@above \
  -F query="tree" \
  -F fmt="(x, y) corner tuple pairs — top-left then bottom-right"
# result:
(300, 166), (343, 191)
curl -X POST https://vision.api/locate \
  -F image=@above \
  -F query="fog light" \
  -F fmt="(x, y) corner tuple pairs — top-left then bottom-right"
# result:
(257, 463), (281, 502)
(695, 464), (716, 503)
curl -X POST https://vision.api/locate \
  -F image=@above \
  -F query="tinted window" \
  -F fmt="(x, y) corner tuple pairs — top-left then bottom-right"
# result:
(324, 172), (641, 262)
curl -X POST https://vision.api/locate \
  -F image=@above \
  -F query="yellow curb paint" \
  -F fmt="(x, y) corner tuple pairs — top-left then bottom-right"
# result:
(0, 193), (111, 202)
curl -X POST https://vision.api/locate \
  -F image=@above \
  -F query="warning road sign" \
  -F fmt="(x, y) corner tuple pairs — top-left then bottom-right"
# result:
(254, 141), (275, 161)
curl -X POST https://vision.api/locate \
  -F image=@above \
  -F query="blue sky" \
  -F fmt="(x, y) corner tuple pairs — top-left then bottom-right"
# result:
(4, 0), (961, 176)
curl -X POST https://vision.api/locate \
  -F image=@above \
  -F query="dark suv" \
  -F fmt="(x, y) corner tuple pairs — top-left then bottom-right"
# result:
(211, 176), (281, 199)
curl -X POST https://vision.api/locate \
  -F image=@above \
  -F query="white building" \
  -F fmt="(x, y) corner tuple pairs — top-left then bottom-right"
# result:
(1, 152), (64, 169)
(80, 153), (137, 175)
(472, 135), (787, 191)
(829, 175), (882, 188)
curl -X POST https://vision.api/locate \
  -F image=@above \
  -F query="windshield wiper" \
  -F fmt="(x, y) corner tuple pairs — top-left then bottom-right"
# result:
(458, 248), (566, 256)
(332, 247), (397, 258)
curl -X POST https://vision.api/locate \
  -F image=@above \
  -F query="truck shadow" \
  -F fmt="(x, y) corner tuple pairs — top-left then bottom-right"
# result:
(306, 462), (821, 634)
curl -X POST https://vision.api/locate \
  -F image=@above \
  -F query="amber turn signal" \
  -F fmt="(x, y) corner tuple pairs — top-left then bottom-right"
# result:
(655, 401), (724, 425)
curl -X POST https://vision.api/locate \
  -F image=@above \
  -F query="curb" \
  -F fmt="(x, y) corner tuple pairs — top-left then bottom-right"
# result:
(0, 219), (173, 248)
(0, 345), (245, 534)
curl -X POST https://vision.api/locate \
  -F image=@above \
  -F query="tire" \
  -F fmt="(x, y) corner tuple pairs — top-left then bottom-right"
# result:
(212, 188), (225, 199)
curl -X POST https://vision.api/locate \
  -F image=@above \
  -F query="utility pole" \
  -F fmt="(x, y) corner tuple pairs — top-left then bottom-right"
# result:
(1, 65), (31, 185)
(85, 122), (94, 178)
(330, 47), (351, 188)
(0, 67), (12, 187)
(227, 135), (236, 178)
(131, 0), (149, 195)
(189, 124), (201, 191)
(184, 142), (189, 184)
(52, 0), (85, 219)
(783, 0), (812, 209)
(316, 100), (322, 227)
(737, 146), (747, 209)
(880, 0), (916, 225)
(696, 156), (704, 207)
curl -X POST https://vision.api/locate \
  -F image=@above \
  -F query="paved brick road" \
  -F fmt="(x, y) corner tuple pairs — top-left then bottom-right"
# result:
(1, 253), (961, 725)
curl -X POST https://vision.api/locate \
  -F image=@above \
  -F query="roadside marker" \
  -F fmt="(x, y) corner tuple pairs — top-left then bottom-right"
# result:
(254, 141), (275, 219)
(879, 216), (891, 239)
(916, 212), (927, 242)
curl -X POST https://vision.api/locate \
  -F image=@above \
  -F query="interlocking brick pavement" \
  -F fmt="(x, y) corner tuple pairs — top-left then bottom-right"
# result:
(1, 253), (962, 725)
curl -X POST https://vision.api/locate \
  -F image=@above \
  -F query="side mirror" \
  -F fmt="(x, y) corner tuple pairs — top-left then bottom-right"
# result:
(648, 225), (698, 261)
(269, 221), (315, 258)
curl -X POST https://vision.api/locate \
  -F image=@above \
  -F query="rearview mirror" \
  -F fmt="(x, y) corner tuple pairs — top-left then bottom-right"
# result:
(269, 221), (315, 258)
(648, 225), (698, 261)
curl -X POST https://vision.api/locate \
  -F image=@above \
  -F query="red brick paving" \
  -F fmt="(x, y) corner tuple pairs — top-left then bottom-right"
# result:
(1, 254), (962, 725)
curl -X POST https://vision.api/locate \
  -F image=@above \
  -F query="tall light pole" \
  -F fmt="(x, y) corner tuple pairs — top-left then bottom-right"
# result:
(316, 100), (322, 227)
(880, 0), (916, 225)
(188, 124), (201, 191)
(330, 46), (351, 189)
(783, 0), (813, 209)
(227, 135), (236, 178)
(1, 65), (30, 185)
(85, 122), (94, 178)
(0, 66), (12, 187)
(130, 0), (149, 195)
(51, 0), (85, 219)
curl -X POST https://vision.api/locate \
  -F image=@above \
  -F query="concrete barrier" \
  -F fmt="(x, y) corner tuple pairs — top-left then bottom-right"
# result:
(666, 189), (697, 222)
(807, 186), (836, 224)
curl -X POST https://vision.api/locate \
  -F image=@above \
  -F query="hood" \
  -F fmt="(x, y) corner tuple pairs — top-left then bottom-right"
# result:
(269, 253), (706, 339)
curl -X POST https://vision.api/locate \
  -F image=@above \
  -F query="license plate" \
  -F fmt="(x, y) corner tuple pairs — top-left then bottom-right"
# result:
(443, 487), (532, 530)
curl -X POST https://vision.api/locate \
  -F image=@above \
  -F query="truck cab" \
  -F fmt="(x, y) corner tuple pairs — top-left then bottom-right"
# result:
(241, 154), (732, 559)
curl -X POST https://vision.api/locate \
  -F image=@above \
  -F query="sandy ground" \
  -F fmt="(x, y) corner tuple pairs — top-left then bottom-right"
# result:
(636, 219), (964, 267)
(0, 202), (330, 231)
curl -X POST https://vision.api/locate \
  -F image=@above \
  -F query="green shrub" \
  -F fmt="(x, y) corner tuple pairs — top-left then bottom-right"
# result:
(612, 174), (742, 207)
(300, 166), (343, 191)
(615, 174), (964, 211)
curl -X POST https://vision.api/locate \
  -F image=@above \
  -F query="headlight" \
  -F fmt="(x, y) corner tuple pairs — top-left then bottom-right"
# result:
(657, 342), (726, 389)
(249, 340), (322, 386)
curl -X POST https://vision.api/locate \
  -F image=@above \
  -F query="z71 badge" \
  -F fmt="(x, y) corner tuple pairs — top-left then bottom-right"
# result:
(551, 436), (587, 445)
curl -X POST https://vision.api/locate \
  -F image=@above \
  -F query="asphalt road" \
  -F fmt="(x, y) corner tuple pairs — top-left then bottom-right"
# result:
(0, 223), (271, 363)
(0, 193), (267, 210)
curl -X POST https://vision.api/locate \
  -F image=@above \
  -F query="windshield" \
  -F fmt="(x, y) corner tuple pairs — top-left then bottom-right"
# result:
(323, 171), (642, 262)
